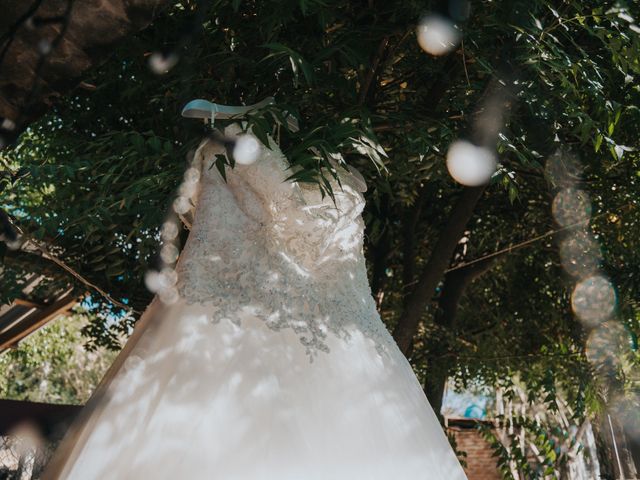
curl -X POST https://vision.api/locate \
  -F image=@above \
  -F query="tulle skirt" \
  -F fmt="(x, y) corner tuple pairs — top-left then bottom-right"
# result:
(48, 299), (467, 480)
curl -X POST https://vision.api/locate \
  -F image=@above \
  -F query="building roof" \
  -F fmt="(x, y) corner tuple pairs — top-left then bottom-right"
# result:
(0, 275), (76, 353)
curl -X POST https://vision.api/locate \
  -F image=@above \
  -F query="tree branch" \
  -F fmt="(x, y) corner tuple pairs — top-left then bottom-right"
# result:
(358, 35), (389, 105)
(18, 238), (137, 313)
(393, 185), (486, 354)
(366, 194), (392, 307)
(423, 255), (496, 418)
(401, 184), (430, 290)
(0, 0), (172, 141)
(445, 200), (635, 274)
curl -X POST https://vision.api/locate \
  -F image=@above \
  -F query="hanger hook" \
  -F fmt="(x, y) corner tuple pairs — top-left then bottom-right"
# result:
(210, 105), (217, 129)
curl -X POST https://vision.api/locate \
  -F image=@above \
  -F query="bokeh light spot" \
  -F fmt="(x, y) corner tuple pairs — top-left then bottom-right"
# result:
(173, 195), (192, 215)
(161, 221), (179, 242)
(544, 150), (582, 187)
(144, 270), (162, 293)
(159, 286), (179, 305)
(6, 235), (23, 250)
(552, 188), (591, 227)
(585, 321), (627, 373)
(446, 140), (496, 186)
(179, 180), (197, 199)
(233, 134), (261, 165)
(1, 118), (16, 131)
(37, 39), (52, 55)
(124, 355), (144, 373)
(571, 275), (616, 327)
(184, 166), (201, 184)
(416, 15), (461, 56)
(559, 230), (602, 278)
(160, 244), (180, 264)
(149, 51), (179, 75)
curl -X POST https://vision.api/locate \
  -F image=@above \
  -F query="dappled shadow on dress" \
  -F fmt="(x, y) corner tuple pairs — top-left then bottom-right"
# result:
(50, 132), (467, 480)
(63, 302), (461, 479)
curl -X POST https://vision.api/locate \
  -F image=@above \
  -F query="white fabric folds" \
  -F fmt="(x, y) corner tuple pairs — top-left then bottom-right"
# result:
(47, 126), (468, 480)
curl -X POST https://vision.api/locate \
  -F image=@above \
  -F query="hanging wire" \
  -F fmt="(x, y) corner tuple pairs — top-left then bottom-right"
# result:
(445, 201), (635, 273)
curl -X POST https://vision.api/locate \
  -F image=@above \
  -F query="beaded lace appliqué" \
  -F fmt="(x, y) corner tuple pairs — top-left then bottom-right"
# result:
(174, 129), (393, 358)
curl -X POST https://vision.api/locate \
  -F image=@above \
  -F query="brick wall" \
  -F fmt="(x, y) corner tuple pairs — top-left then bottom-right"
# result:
(447, 418), (502, 480)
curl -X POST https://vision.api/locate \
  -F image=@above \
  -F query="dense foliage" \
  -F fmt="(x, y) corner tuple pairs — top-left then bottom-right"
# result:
(1, 0), (640, 475)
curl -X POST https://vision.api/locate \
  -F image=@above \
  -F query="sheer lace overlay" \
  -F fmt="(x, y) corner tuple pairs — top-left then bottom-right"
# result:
(176, 125), (393, 358)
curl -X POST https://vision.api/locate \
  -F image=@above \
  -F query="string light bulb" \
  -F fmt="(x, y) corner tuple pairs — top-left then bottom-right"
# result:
(416, 15), (460, 56)
(446, 140), (496, 186)
(233, 134), (261, 165)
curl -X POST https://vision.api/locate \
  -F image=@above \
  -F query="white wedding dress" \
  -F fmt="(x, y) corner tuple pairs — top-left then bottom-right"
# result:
(46, 126), (467, 479)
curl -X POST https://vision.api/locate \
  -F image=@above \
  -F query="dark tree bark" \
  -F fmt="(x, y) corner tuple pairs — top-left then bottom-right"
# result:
(392, 69), (516, 355)
(4, 246), (62, 279)
(423, 256), (496, 420)
(401, 184), (431, 290)
(392, 185), (486, 354)
(593, 414), (639, 480)
(627, 434), (640, 478)
(367, 194), (392, 306)
(0, 0), (171, 142)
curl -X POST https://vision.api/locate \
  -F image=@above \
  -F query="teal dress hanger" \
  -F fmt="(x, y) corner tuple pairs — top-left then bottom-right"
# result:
(181, 97), (299, 132)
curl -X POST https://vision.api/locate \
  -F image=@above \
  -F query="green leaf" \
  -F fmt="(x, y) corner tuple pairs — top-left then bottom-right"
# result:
(594, 134), (603, 152)
(215, 154), (228, 181)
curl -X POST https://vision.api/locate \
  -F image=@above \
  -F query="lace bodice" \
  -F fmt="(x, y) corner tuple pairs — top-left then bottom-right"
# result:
(175, 125), (393, 357)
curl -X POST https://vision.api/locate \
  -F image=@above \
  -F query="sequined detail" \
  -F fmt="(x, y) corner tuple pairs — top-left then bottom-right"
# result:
(175, 125), (394, 358)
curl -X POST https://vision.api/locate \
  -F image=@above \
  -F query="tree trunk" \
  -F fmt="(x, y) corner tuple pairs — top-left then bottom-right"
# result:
(594, 414), (639, 480)
(393, 185), (485, 354)
(0, 0), (172, 142)
(627, 434), (640, 479)
(423, 257), (496, 420)
(424, 367), (448, 423)
(392, 71), (516, 355)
